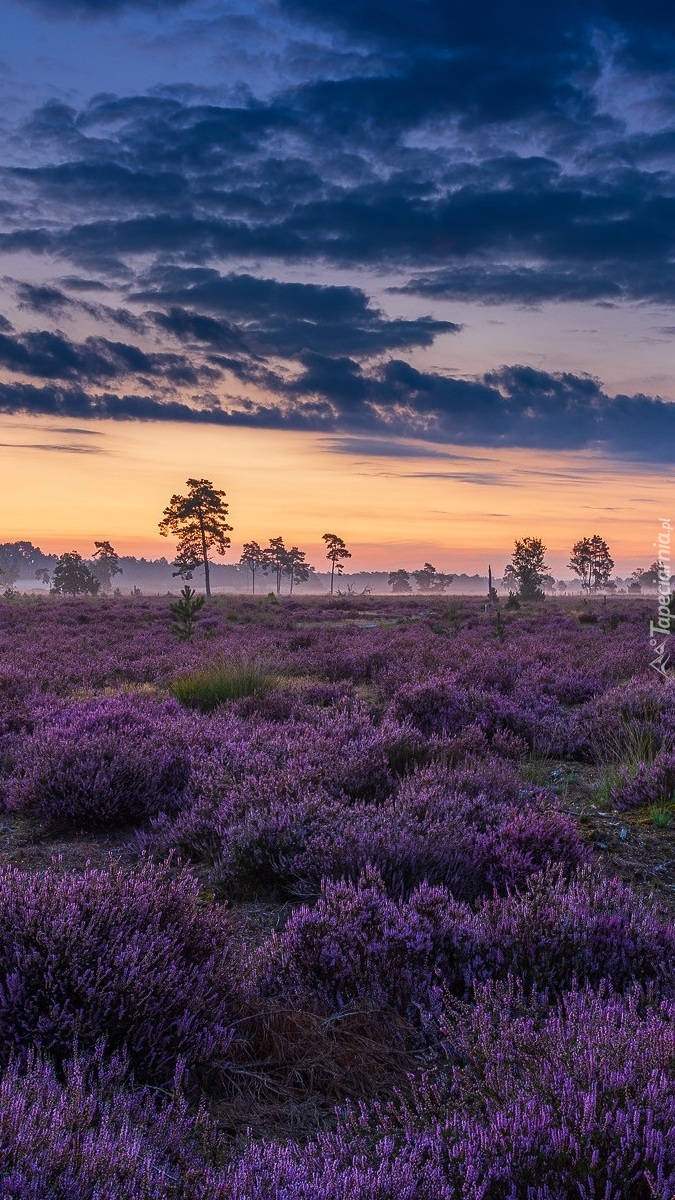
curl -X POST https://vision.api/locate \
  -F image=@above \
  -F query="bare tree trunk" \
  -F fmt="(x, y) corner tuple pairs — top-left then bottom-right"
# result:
(330, 559), (335, 594)
(199, 520), (211, 598)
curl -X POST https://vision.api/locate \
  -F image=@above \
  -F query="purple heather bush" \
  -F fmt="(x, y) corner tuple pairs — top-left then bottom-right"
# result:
(213, 758), (586, 901)
(295, 767), (586, 902)
(0, 859), (235, 1084)
(462, 865), (675, 997)
(347, 984), (675, 1199)
(0, 678), (36, 785)
(571, 676), (675, 763)
(3, 987), (674, 1199)
(207, 700), (424, 805)
(213, 1137), (455, 1200)
(252, 866), (674, 1022)
(5, 692), (199, 827)
(147, 701), (426, 865)
(251, 868), (464, 1019)
(389, 672), (575, 757)
(612, 749), (675, 811)
(0, 1048), (222, 1200)
(390, 674), (475, 738)
(0, 596), (672, 1195)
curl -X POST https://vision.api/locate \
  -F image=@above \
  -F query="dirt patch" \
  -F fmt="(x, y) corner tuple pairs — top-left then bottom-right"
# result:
(532, 761), (675, 912)
(0, 813), (136, 873)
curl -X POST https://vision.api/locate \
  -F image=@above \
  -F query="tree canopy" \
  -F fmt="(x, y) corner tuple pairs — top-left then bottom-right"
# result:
(92, 541), (122, 591)
(51, 552), (100, 597)
(413, 562), (454, 593)
(569, 535), (614, 592)
(159, 479), (232, 599)
(240, 541), (266, 594)
(388, 569), (411, 593)
(322, 534), (351, 595)
(506, 537), (549, 601)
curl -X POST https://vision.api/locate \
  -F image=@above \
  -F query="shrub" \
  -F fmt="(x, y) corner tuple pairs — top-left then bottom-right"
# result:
(171, 660), (274, 712)
(390, 675), (474, 738)
(571, 677), (675, 764)
(0, 859), (235, 1084)
(462, 865), (675, 997)
(251, 868), (463, 1019)
(214, 763), (586, 902)
(169, 585), (205, 640)
(6, 693), (196, 827)
(298, 781), (586, 903)
(612, 750), (675, 811)
(0, 1048), (222, 1199)
(361, 984), (675, 1198)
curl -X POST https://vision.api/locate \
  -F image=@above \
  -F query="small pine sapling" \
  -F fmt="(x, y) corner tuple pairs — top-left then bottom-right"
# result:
(170, 585), (205, 639)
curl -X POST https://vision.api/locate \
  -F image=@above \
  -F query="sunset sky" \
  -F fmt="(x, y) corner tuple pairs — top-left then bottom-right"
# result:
(1, 0), (674, 574)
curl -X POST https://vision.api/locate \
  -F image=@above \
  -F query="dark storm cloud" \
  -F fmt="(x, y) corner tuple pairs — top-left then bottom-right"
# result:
(58, 277), (112, 292)
(14, 282), (72, 315)
(137, 270), (460, 358)
(0, 381), (334, 431)
(1, 360), (675, 462)
(5, 277), (146, 334)
(2, 0), (675, 469)
(8, 145), (675, 306)
(394, 267), (628, 306)
(0, 325), (206, 386)
(279, 0), (675, 76)
(3, 0), (674, 308)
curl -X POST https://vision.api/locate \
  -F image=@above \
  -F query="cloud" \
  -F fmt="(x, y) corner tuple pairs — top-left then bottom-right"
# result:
(6, 278), (146, 334)
(2, 0), (675, 469)
(0, 325), (206, 386)
(398, 471), (512, 485)
(42, 426), (104, 436)
(0, 441), (104, 454)
(23, 0), (191, 17)
(2, 21), (675, 311)
(13, 282), (72, 315)
(1, 361), (675, 462)
(136, 269), (460, 358)
(319, 437), (490, 459)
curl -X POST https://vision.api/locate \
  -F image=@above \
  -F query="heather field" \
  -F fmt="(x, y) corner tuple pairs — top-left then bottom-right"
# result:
(1, 592), (675, 1197)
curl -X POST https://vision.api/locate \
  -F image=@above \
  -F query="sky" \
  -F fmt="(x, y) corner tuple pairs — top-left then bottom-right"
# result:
(0, 0), (674, 574)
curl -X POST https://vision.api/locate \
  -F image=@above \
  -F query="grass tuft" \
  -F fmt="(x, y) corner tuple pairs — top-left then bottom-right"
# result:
(171, 660), (275, 712)
(650, 805), (674, 828)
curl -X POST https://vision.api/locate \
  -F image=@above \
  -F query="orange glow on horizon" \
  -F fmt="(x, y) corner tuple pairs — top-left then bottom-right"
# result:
(0, 414), (670, 576)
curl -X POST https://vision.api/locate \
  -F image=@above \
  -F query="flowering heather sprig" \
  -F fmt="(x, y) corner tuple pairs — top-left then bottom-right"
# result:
(212, 758), (586, 902)
(148, 702), (426, 864)
(251, 865), (673, 1024)
(390, 675), (475, 738)
(5, 692), (199, 827)
(0, 858), (235, 1084)
(389, 673), (575, 756)
(571, 676), (675, 763)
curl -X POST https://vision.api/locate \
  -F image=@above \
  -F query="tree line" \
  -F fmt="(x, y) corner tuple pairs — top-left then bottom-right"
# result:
(501, 535), (668, 602)
(0, 478), (670, 598)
